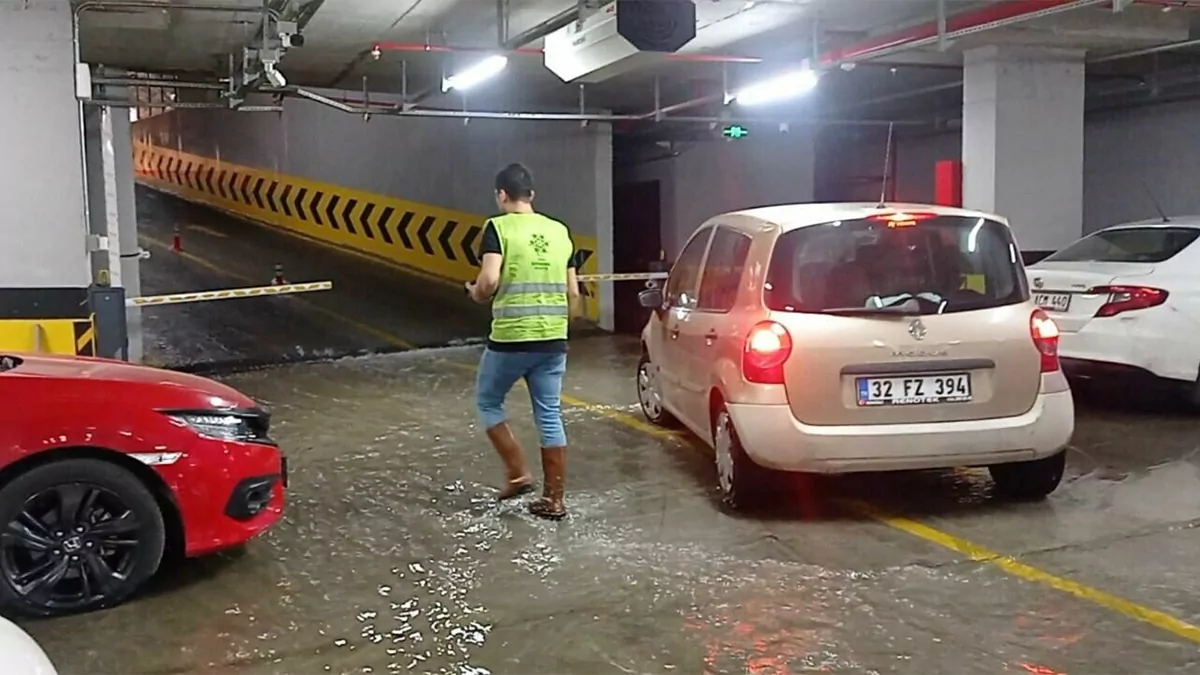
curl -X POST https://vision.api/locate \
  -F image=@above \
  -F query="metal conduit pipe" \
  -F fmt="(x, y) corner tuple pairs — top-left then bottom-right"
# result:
(92, 77), (229, 90)
(291, 87), (926, 127)
(86, 98), (283, 112)
(502, 6), (578, 50)
(373, 41), (763, 64)
(1089, 37), (1200, 63)
(72, 1), (276, 263)
(837, 34), (1200, 114)
(820, 0), (1112, 66)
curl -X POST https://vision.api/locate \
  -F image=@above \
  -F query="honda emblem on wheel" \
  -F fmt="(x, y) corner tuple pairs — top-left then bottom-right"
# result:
(908, 318), (927, 341)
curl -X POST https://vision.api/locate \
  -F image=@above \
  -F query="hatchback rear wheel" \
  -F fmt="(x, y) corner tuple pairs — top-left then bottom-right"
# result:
(713, 406), (771, 509)
(988, 450), (1066, 500)
(0, 459), (166, 618)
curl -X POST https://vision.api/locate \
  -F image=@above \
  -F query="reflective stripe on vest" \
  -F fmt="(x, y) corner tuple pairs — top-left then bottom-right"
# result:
(493, 304), (571, 318)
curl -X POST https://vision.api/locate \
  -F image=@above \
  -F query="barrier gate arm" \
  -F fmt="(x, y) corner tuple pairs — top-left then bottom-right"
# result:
(124, 274), (662, 309)
(126, 281), (333, 308)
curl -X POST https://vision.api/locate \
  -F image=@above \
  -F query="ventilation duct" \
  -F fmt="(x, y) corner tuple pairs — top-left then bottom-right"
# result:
(543, 0), (697, 83)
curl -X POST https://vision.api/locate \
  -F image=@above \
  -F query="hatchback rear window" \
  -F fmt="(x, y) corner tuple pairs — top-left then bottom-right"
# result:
(1041, 226), (1200, 264)
(765, 214), (1026, 315)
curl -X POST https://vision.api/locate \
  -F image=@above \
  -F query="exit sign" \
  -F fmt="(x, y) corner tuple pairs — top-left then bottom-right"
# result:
(722, 124), (749, 139)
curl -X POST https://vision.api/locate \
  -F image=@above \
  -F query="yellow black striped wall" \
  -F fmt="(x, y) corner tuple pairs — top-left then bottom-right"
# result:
(0, 288), (97, 357)
(133, 142), (602, 322)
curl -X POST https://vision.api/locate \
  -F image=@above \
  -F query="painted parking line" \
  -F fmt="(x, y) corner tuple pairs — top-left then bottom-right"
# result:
(142, 231), (1200, 646)
(435, 357), (1200, 646)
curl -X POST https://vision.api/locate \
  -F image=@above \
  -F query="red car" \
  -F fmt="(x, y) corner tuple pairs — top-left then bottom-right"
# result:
(0, 352), (286, 617)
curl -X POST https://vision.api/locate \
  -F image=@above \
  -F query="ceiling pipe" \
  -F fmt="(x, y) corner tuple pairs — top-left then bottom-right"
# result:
(290, 86), (926, 127)
(836, 32), (1200, 114)
(1088, 36), (1200, 63)
(372, 41), (763, 64)
(502, 6), (578, 50)
(819, 0), (1112, 66)
(93, 77), (229, 90)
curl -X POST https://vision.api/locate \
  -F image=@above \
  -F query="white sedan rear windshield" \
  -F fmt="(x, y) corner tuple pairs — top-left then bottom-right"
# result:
(1042, 227), (1200, 264)
(765, 214), (1027, 314)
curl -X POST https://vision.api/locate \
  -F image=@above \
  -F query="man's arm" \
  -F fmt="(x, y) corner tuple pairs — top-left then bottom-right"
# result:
(566, 241), (581, 317)
(470, 253), (503, 304)
(567, 267), (582, 317)
(466, 221), (502, 304)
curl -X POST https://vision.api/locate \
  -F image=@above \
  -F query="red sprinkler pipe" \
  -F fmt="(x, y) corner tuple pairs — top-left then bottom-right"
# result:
(820, 0), (1200, 66)
(820, 0), (1096, 65)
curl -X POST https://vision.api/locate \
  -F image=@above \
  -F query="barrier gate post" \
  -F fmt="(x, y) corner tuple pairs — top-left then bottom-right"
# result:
(89, 285), (128, 360)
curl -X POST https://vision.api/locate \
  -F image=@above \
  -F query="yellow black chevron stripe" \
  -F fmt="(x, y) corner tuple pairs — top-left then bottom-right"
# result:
(133, 142), (602, 322)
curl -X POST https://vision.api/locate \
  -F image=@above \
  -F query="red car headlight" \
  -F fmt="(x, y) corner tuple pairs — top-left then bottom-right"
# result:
(163, 409), (273, 444)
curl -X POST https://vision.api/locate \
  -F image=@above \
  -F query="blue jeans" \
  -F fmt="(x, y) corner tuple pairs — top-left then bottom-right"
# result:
(475, 349), (568, 447)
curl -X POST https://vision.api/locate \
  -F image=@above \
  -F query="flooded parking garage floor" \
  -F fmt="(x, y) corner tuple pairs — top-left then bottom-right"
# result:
(22, 337), (1200, 674)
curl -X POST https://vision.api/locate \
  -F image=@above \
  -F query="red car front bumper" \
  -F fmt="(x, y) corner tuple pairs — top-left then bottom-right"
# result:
(153, 437), (286, 558)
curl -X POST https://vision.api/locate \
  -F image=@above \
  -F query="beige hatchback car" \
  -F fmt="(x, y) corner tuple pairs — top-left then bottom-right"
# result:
(637, 203), (1075, 507)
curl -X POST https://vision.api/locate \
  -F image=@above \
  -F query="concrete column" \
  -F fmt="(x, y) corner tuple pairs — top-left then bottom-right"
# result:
(113, 105), (144, 362)
(962, 45), (1085, 256)
(0, 1), (89, 287)
(593, 123), (615, 333)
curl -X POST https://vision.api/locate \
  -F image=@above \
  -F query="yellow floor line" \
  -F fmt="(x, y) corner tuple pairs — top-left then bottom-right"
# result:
(141, 226), (1200, 646)
(139, 235), (417, 350)
(846, 499), (1200, 644)
(445, 352), (1200, 645)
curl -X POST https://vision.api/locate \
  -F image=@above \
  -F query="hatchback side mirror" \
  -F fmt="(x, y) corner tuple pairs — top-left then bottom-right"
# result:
(638, 287), (664, 308)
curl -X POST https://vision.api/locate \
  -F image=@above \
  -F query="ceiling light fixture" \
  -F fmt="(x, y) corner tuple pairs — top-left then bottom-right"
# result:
(731, 65), (820, 106)
(442, 55), (509, 93)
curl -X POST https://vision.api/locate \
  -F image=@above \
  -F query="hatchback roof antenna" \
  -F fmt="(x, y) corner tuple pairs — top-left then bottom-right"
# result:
(1141, 179), (1170, 222)
(878, 121), (895, 208)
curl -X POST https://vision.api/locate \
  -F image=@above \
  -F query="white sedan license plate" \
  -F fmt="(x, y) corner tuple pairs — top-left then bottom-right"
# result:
(857, 373), (972, 406)
(1034, 292), (1071, 312)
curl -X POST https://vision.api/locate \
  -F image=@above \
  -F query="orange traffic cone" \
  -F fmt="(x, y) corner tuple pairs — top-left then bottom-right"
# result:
(271, 263), (287, 286)
(171, 226), (182, 253)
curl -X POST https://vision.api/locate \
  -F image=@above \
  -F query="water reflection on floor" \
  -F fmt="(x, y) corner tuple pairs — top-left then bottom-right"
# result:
(21, 339), (1200, 674)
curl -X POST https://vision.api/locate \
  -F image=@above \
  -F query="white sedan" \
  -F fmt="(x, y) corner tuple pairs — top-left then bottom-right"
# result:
(0, 617), (56, 675)
(1026, 218), (1200, 404)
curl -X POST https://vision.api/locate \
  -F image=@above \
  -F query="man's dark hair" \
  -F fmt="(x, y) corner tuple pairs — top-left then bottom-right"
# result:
(495, 163), (534, 201)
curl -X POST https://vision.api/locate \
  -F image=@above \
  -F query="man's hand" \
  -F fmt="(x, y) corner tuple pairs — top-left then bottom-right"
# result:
(466, 280), (491, 305)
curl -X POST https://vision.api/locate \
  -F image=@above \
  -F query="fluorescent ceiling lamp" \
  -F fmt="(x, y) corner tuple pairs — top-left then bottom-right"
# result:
(733, 67), (820, 106)
(442, 55), (509, 93)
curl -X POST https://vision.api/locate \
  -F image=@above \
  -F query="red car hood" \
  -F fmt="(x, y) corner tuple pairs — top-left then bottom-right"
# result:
(11, 354), (257, 408)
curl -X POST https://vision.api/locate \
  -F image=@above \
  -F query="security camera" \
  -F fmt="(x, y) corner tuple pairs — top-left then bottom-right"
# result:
(264, 63), (287, 88)
(277, 20), (303, 48)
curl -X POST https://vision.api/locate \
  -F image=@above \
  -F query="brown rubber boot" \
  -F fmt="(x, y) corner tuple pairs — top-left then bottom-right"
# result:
(529, 446), (566, 520)
(485, 422), (533, 500)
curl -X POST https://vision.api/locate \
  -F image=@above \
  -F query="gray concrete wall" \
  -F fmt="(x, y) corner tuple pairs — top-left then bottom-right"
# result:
(0, 1), (89, 287)
(139, 94), (612, 256)
(1083, 99), (1200, 232)
(621, 131), (817, 259)
(824, 98), (1200, 238)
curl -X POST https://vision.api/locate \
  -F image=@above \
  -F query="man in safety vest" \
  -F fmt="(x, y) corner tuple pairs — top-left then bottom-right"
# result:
(465, 163), (580, 520)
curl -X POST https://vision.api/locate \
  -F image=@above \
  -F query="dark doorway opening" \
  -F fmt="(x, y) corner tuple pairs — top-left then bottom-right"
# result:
(612, 180), (663, 334)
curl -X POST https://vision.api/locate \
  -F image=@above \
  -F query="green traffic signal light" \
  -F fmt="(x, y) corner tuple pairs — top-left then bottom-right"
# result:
(722, 124), (749, 139)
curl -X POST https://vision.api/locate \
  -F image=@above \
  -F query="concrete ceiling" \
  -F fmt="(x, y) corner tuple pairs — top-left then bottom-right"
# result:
(77, 0), (1200, 119)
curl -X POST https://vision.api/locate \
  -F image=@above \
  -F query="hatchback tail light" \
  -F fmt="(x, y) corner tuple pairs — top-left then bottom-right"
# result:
(1030, 309), (1061, 373)
(1087, 285), (1168, 318)
(743, 321), (792, 384)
